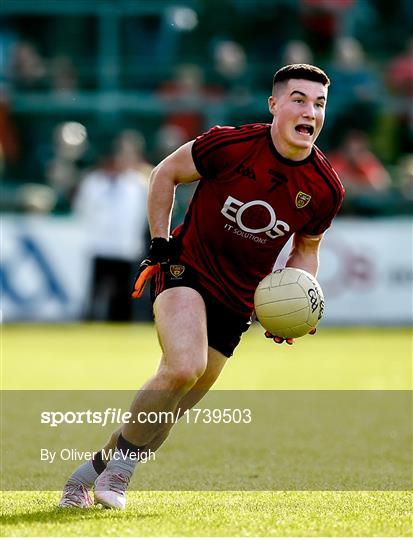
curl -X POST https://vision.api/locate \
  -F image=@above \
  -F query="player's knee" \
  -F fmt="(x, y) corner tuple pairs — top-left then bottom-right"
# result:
(165, 363), (206, 390)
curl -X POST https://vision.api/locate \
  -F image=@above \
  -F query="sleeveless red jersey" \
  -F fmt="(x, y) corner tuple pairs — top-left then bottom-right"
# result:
(174, 123), (344, 316)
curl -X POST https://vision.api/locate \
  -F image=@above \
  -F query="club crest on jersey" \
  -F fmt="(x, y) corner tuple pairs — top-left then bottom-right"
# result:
(170, 264), (185, 278)
(295, 191), (311, 209)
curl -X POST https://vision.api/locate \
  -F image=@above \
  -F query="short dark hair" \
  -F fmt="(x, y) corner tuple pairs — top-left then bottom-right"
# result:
(272, 64), (330, 91)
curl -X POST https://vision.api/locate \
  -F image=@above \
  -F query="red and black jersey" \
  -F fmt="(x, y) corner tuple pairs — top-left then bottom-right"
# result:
(174, 123), (344, 316)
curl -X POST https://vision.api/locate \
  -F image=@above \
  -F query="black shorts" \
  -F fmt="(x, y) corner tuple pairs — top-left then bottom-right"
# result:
(150, 263), (251, 357)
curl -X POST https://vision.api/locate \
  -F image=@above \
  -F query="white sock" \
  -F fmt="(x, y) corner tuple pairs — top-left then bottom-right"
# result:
(68, 460), (99, 488)
(106, 452), (139, 478)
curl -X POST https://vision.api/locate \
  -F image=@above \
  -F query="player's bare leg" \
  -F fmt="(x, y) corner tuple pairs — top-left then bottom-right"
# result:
(94, 287), (211, 508)
(132, 346), (227, 453)
(60, 289), (226, 509)
(86, 346), (226, 472)
(92, 350), (226, 509)
(95, 346), (226, 460)
(121, 287), (209, 443)
(58, 346), (226, 509)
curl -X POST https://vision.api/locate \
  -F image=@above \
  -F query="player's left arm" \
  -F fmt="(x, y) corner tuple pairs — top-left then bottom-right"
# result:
(268, 179), (344, 344)
(265, 233), (322, 345)
(285, 232), (323, 277)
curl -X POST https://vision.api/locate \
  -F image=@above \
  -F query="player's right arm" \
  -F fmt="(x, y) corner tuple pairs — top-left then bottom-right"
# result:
(133, 124), (239, 298)
(148, 141), (201, 239)
(148, 124), (240, 238)
(132, 141), (201, 298)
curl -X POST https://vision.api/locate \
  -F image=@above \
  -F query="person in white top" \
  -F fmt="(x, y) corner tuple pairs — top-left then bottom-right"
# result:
(73, 131), (149, 321)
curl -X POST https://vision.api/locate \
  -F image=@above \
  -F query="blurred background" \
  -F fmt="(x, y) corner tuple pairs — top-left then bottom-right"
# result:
(1, 0), (412, 325)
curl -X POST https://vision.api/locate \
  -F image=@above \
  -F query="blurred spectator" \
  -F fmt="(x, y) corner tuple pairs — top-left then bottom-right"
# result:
(73, 131), (148, 322)
(397, 154), (413, 202)
(158, 63), (223, 138)
(327, 36), (381, 134)
(211, 40), (251, 102)
(282, 40), (314, 66)
(214, 40), (246, 80)
(158, 64), (207, 138)
(50, 55), (79, 95)
(0, 92), (20, 177)
(153, 124), (188, 163)
(46, 121), (89, 210)
(331, 37), (379, 101)
(385, 38), (413, 155)
(300, 0), (355, 55)
(329, 130), (391, 194)
(386, 37), (413, 98)
(114, 129), (153, 182)
(0, 26), (19, 87)
(9, 41), (47, 90)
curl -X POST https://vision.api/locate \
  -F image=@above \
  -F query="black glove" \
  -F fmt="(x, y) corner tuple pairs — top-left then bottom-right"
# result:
(132, 237), (177, 298)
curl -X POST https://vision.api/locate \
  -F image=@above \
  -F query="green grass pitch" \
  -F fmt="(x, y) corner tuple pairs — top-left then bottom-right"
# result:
(1, 323), (412, 537)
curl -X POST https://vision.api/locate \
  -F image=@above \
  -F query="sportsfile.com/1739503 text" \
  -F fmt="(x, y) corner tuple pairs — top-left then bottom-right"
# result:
(40, 408), (253, 428)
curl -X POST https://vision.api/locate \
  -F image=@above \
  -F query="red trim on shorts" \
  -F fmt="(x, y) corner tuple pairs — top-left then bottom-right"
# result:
(155, 271), (161, 296)
(161, 270), (165, 294)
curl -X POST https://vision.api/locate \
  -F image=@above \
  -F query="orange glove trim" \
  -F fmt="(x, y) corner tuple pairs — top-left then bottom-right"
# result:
(132, 263), (160, 298)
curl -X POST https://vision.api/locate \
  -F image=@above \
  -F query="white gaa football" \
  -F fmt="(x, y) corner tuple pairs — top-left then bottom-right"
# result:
(254, 268), (324, 339)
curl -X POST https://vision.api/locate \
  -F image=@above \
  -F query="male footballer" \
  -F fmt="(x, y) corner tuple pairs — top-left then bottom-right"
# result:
(60, 64), (344, 509)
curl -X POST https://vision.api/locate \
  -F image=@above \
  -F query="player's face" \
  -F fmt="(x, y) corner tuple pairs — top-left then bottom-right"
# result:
(268, 79), (328, 160)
